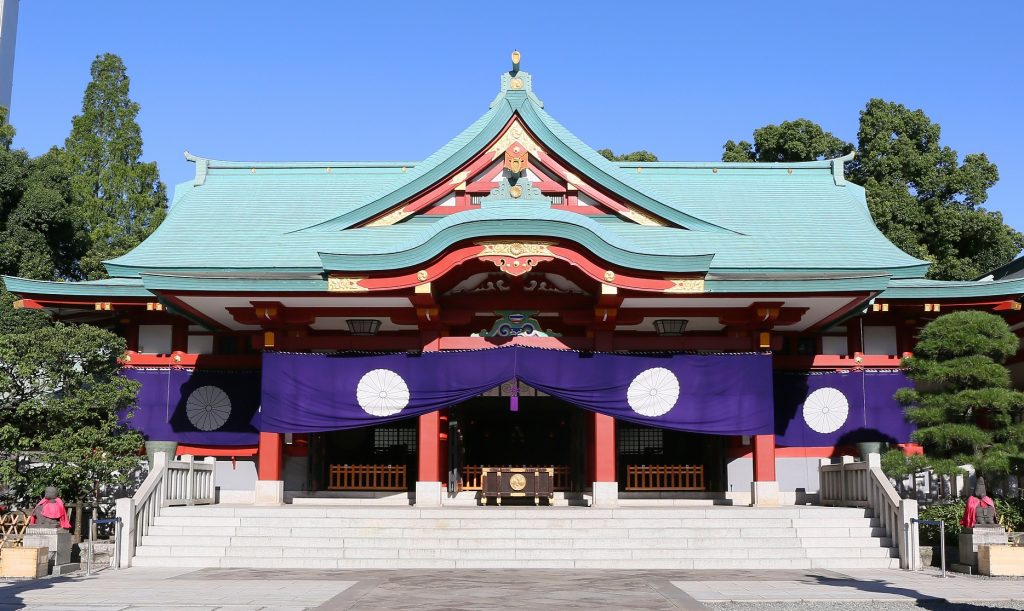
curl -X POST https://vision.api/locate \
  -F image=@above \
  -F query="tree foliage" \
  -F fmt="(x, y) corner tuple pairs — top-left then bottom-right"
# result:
(0, 108), (87, 282)
(721, 100), (1023, 280)
(722, 119), (852, 163)
(0, 84), (151, 508)
(0, 321), (143, 506)
(898, 311), (1024, 478)
(598, 148), (659, 162)
(64, 54), (167, 279)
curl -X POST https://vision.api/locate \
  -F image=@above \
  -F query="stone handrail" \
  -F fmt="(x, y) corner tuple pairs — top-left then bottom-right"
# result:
(819, 453), (919, 570)
(114, 452), (216, 568)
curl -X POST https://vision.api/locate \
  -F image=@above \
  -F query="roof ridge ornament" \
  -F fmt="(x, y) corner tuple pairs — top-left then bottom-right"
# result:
(830, 151), (855, 186)
(491, 50), (544, 109)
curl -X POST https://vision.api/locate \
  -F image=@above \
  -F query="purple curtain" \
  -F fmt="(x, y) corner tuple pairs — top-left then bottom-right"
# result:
(121, 368), (261, 445)
(773, 370), (914, 447)
(259, 347), (774, 435)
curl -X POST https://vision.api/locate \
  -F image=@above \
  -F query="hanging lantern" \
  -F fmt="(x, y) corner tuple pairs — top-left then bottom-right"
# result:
(653, 319), (688, 337)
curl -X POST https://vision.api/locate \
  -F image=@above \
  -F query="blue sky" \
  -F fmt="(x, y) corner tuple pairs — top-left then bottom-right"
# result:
(8, 1), (1023, 231)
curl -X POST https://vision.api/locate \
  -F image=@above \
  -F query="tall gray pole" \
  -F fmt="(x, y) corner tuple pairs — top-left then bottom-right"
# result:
(0, 0), (19, 112)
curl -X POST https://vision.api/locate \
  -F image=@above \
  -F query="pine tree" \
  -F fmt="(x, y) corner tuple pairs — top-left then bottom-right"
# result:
(64, 54), (166, 279)
(897, 311), (1024, 478)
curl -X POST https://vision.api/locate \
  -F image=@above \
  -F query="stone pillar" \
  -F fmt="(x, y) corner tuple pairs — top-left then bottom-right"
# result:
(592, 412), (618, 506)
(751, 433), (780, 506)
(416, 411), (442, 506)
(255, 431), (284, 505)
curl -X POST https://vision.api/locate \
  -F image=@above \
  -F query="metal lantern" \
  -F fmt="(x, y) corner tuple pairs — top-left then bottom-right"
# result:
(346, 319), (382, 336)
(653, 319), (688, 337)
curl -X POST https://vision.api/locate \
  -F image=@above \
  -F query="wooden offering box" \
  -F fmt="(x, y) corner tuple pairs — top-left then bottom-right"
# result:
(0, 547), (49, 578)
(481, 467), (554, 505)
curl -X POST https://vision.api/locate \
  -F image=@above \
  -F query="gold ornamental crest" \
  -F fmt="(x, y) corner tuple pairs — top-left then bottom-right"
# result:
(509, 474), (527, 491)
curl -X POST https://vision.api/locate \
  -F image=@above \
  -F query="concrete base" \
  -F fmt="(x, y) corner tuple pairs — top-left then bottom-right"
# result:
(414, 481), (443, 507)
(254, 480), (284, 506)
(22, 527), (72, 568)
(959, 526), (1008, 567)
(591, 481), (619, 507)
(750, 480), (781, 507)
(52, 562), (80, 575)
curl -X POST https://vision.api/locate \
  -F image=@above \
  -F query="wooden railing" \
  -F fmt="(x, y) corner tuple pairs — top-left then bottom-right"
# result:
(819, 454), (919, 570)
(328, 464), (407, 491)
(115, 452), (216, 568)
(625, 465), (705, 491)
(462, 465), (572, 491)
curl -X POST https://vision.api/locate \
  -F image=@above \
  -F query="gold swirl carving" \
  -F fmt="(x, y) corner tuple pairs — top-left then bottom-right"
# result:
(489, 119), (543, 160)
(416, 270), (429, 282)
(509, 473), (527, 491)
(478, 241), (554, 258)
(665, 278), (706, 294)
(327, 276), (368, 292)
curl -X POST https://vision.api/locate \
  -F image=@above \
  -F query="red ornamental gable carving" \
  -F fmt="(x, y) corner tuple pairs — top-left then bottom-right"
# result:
(503, 143), (529, 174)
(364, 116), (669, 227)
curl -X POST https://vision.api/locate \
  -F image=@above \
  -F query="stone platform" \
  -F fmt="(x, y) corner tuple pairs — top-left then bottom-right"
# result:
(129, 504), (898, 570)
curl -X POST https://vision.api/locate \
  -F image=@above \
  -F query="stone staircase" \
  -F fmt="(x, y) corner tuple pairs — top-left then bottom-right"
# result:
(130, 505), (898, 569)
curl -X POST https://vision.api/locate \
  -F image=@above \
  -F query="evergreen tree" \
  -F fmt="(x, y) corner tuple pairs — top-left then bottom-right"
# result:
(0, 104), (142, 511)
(896, 311), (1024, 478)
(0, 318), (143, 509)
(720, 101), (1023, 280)
(850, 99), (1022, 281)
(64, 54), (167, 279)
(598, 149), (659, 162)
(0, 108), (87, 281)
(721, 119), (852, 163)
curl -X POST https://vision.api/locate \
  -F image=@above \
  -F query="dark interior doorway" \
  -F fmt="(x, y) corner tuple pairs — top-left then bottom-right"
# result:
(616, 422), (726, 492)
(309, 420), (419, 492)
(449, 396), (585, 493)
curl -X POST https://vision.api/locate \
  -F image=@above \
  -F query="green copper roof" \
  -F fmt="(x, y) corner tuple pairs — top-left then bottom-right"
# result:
(17, 59), (1021, 304)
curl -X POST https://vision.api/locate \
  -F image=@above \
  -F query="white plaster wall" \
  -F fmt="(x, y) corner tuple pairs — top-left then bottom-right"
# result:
(215, 458), (257, 490)
(727, 457), (822, 494)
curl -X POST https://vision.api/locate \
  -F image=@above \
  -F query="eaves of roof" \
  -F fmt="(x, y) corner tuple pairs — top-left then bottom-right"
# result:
(878, 277), (1024, 300)
(705, 273), (892, 294)
(2, 275), (154, 298)
(316, 204), (715, 273)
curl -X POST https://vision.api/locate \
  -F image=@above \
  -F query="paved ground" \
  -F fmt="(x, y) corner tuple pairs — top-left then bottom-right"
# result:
(1, 567), (1022, 610)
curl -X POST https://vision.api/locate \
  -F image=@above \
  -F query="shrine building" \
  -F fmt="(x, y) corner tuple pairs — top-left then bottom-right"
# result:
(6, 53), (1024, 508)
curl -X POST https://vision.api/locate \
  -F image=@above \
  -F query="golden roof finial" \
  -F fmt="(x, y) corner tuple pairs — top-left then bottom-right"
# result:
(511, 49), (521, 73)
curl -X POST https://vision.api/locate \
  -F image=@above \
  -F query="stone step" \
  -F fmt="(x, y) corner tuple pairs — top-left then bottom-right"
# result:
(142, 533), (888, 550)
(135, 545), (891, 562)
(135, 543), (892, 561)
(139, 525), (882, 547)
(131, 555), (899, 570)
(134, 505), (894, 570)
(156, 505), (874, 519)
(150, 515), (878, 530)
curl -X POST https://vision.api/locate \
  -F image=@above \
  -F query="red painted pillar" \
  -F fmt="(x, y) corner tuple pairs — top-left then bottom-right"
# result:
(592, 413), (616, 482)
(752, 434), (776, 482)
(418, 411), (441, 482)
(257, 432), (283, 480)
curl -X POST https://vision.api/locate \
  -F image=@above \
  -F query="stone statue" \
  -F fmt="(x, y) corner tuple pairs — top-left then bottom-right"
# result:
(28, 486), (71, 530)
(961, 477), (997, 528)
